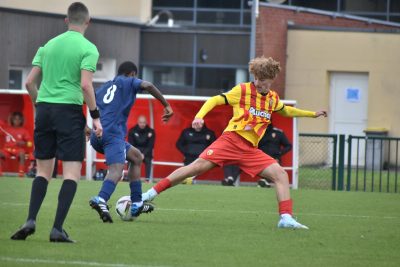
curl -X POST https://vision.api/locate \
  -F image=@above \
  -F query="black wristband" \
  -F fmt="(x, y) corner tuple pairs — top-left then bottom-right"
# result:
(89, 108), (100, 119)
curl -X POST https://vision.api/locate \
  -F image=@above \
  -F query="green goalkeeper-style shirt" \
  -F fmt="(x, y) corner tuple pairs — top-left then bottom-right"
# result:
(32, 30), (99, 105)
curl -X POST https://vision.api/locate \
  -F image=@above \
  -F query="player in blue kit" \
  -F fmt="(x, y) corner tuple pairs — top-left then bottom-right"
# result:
(89, 61), (173, 223)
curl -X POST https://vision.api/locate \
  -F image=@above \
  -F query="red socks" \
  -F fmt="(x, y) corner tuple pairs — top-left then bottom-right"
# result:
(279, 199), (293, 215)
(153, 178), (172, 194)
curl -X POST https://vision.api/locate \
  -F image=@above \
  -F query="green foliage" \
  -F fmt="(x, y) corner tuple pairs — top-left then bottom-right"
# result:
(1, 177), (399, 267)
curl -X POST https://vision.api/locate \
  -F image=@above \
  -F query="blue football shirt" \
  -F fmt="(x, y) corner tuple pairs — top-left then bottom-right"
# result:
(95, 75), (143, 138)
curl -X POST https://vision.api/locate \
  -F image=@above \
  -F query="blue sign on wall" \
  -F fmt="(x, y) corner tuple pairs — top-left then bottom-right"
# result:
(346, 88), (360, 102)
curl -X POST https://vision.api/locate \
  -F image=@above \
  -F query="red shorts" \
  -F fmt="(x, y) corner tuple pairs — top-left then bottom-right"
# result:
(199, 131), (276, 177)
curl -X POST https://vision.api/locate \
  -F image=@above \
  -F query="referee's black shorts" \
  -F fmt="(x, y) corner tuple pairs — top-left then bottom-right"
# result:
(34, 103), (86, 161)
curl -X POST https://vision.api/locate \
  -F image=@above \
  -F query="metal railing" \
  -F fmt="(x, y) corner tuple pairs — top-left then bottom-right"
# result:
(298, 134), (337, 190)
(299, 134), (400, 193)
(346, 135), (400, 193)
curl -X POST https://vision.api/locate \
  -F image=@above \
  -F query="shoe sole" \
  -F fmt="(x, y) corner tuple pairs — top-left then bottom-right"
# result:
(50, 237), (75, 243)
(11, 227), (35, 240)
(278, 223), (309, 230)
(89, 201), (113, 223)
(131, 203), (154, 218)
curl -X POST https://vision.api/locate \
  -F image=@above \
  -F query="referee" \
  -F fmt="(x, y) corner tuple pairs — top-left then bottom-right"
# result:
(11, 2), (102, 243)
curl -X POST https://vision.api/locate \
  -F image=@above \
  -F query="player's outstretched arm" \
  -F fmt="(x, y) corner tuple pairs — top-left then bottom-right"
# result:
(277, 105), (328, 118)
(194, 95), (226, 120)
(141, 81), (173, 122)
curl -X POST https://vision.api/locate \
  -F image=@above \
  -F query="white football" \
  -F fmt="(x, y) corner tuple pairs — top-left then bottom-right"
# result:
(115, 196), (133, 221)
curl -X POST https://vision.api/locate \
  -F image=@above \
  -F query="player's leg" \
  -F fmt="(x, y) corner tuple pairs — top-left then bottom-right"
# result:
(142, 158), (216, 201)
(49, 104), (86, 242)
(90, 163), (124, 223)
(0, 150), (6, 176)
(16, 149), (26, 177)
(89, 137), (126, 223)
(11, 103), (56, 240)
(258, 164), (308, 229)
(126, 145), (154, 218)
(48, 161), (82, 242)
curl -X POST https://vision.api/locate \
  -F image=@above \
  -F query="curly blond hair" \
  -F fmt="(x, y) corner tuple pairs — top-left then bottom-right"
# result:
(249, 56), (281, 80)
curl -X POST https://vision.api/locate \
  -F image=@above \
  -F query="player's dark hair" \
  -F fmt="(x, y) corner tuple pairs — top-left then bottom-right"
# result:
(67, 2), (89, 25)
(118, 61), (138, 76)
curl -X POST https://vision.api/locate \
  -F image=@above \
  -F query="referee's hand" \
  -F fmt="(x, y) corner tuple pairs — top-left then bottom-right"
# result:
(92, 118), (103, 138)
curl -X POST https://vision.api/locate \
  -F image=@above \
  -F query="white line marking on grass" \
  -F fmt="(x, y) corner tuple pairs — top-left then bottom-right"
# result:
(0, 256), (169, 267)
(157, 208), (399, 220)
(2, 202), (398, 220)
(1, 202), (27, 206)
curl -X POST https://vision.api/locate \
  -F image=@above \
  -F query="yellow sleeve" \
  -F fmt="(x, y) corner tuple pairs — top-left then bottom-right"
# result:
(274, 100), (284, 111)
(277, 105), (316, 117)
(223, 85), (241, 106)
(195, 95), (226, 119)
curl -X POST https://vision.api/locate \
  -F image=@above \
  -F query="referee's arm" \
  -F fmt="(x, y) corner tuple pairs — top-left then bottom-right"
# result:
(81, 70), (97, 111)
(81, 70), (103, 137)
(25, 66), (42, 103)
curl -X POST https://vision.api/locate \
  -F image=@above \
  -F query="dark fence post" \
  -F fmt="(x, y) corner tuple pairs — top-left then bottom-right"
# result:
(338, 134), (345, 191)
(346, 135), (352, 191)
(332, 135), (338, 190)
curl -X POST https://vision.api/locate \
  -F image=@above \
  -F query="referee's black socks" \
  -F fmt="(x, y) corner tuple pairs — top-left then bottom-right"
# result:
(27, 176), (48, 222)
(53, 179), (77, 232)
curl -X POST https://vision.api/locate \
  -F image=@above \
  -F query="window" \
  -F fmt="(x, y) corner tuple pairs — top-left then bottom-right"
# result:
(390, 0), (400, 12)
(197, 10), (241, 24)
(142, 66), (193, 88)
(341, 0), (387, 13)
(195, 67), (245, 95)
(290, 0), (338, 12)
(153, 0), (193, 8)
(152, 10), (194, 24)
(197, 0), (242, 9)
(8, 70), (23, 90)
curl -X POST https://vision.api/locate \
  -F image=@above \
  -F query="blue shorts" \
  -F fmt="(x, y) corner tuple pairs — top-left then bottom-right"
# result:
(90, 133), (132, 165)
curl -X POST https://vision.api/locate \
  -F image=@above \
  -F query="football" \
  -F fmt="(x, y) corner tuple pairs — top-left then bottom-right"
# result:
(115, 196), (133, 221)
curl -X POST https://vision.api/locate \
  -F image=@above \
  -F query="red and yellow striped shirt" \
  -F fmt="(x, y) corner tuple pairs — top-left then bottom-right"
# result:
(195, 82), (316, 147)
(223, 82), (283, 146)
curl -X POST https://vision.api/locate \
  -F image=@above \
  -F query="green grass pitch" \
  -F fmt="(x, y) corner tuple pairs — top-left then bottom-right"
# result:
(0, 177), (399, 267)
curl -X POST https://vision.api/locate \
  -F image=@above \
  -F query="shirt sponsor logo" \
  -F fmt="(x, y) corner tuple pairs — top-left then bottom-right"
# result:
(249, 107), (271, 119)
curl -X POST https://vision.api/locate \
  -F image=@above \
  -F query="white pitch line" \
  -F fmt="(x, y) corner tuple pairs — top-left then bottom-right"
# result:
(1, 202), (398, 220)
(156, 207), (399, 220)
(0, 256), (169, 267)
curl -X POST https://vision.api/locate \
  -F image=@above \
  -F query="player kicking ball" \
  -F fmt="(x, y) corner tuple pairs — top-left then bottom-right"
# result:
(89, 61), (173, 222)
(142, 56), (327, 229)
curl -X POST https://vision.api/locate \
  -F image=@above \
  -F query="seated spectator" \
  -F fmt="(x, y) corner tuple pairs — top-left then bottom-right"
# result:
(257, 123), (292, 188)
(0, 112), (33, 177)
(176, 123), (216, 184)
(128, 115), (155, 181)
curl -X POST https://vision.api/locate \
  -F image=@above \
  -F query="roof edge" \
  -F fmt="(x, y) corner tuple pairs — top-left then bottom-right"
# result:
(259, 2), (400, 28)
(0, 7), (143, 27)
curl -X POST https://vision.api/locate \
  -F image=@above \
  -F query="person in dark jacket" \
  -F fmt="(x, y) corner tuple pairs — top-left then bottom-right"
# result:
(128, 115), (155, 180)
(176, 123), (215, 184)
(257, 123), (292, 187)
(176, 124), (216, 166)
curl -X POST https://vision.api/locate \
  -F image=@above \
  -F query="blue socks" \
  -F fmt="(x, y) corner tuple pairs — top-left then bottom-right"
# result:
(98, 179), (142, 204)
(129, 180), (142, 203)
(98, 180), (117, 202)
